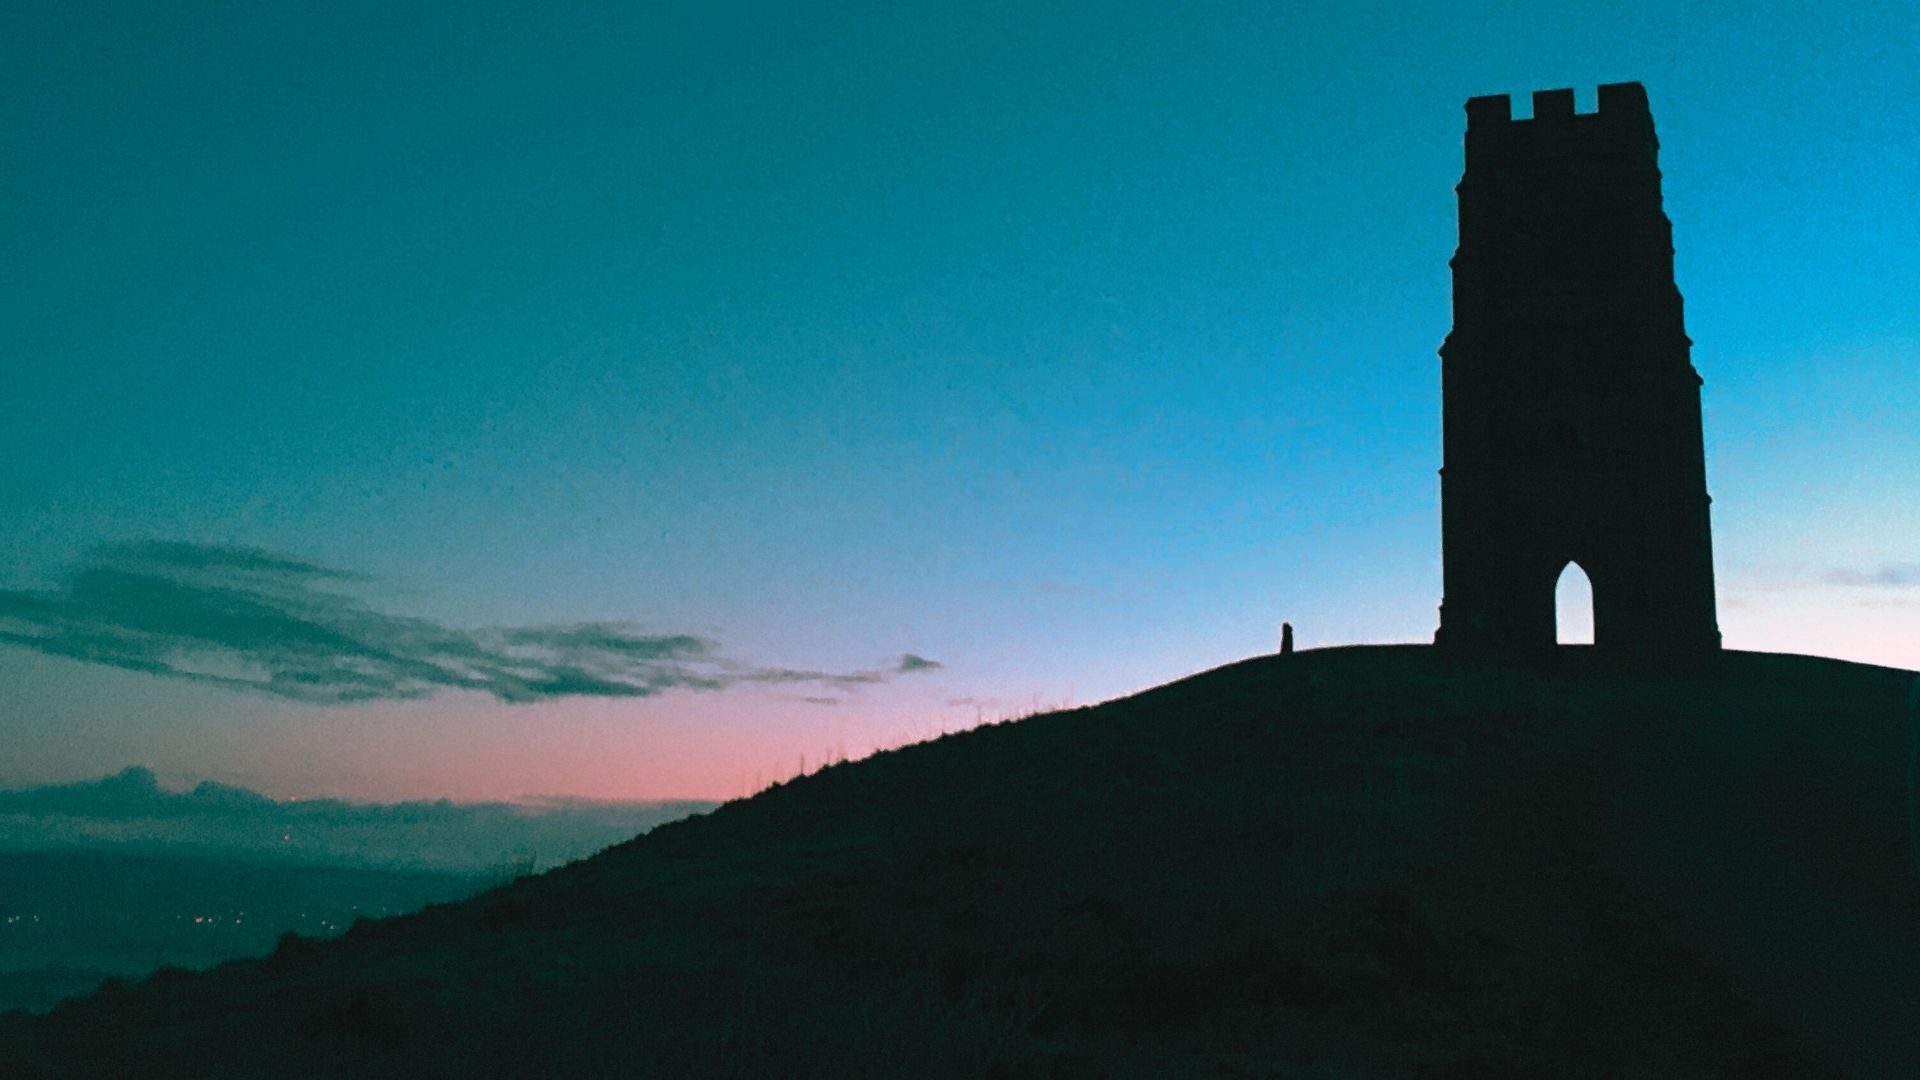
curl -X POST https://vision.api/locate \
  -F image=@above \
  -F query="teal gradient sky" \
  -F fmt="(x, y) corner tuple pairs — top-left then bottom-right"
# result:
(4, 1), (1915, 800)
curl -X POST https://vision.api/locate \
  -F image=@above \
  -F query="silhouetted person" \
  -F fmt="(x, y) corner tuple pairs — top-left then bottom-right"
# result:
(1280, 622), (1294, 656)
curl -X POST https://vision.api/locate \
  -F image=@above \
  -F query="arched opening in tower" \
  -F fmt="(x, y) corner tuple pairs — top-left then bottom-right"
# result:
(1555, 562), (1595, 645)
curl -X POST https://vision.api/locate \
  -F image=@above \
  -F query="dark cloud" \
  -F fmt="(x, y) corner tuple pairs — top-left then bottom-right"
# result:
(1824, 564), (1920, 588)
(0, 542), (941, 704)
(0, 767), (714, 872)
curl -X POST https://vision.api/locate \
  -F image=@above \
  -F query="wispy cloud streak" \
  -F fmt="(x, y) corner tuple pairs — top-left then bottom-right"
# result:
(0, 542), (939, 704)
(1824, 563), (1920, 588)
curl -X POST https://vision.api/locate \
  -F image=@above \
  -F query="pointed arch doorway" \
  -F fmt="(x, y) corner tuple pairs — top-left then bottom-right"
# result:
(1555, 562), (1595, 646)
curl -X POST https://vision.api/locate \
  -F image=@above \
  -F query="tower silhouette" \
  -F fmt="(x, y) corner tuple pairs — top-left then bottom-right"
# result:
(1434, 83), (1720, 659)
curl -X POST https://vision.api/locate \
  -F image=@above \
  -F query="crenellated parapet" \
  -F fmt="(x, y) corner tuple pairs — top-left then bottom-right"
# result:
(1451, 79), (1673, 297)
(1466, 82), (1651, 128)
(1464, 82), (1659, 160)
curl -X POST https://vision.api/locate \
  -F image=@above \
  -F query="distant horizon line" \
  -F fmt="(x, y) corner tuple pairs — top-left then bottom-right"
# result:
(0, 764), (719, 811)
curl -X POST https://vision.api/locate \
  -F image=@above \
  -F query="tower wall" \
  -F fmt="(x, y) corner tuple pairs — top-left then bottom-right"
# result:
(1435, 83), (1721, 660)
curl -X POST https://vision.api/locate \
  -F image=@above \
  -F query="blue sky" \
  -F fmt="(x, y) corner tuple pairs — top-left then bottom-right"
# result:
(3, 1), (1915, 799)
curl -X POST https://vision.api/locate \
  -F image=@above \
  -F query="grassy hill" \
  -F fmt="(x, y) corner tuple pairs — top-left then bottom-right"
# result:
(3, 646), (1915, 1078)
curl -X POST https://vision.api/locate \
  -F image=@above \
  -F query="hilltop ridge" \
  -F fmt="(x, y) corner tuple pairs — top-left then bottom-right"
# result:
(4, 646), (1916, 1077)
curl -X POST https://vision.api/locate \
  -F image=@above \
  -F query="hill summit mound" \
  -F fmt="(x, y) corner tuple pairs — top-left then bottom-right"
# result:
(4, 646), (1916, 1078)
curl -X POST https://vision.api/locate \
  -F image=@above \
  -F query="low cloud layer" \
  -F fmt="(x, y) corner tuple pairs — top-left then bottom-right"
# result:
(1824, 563), (1920, 588)
(0, 767), (714, 872)
(0, 541), (940, 704)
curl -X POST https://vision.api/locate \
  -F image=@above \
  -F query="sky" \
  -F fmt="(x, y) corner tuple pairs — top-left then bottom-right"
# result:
(3, 0), (1915, 802)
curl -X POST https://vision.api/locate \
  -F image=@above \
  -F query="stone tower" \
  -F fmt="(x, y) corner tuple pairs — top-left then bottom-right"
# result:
(1434, 83), (1720, 659)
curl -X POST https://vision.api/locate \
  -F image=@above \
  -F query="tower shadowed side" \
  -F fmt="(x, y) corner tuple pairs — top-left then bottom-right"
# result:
(1434, 83), (1721, 661)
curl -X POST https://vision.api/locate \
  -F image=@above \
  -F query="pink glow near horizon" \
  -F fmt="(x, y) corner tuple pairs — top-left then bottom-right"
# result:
(4, 598), (1906, 807)
(252, 606), (1911, 805)
(209, 685), (1003, 805)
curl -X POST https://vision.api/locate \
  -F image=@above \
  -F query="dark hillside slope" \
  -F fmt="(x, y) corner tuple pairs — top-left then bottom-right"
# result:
(0, 850), (480, 1014)
(3, 646), (1915, 1078)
